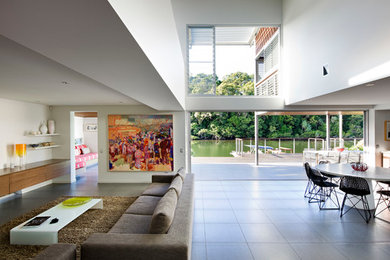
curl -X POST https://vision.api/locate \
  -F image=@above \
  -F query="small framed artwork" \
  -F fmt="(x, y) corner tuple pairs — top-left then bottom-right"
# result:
(85, 124), (98, 132)
(385, 121), (390, 141)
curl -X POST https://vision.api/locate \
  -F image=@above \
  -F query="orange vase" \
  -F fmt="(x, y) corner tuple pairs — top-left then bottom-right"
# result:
(15, 144), (26, 166)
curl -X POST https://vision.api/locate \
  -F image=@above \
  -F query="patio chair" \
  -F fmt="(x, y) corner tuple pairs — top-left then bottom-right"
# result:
(339, 176), (371, 223)
(347, 151), (361, 163)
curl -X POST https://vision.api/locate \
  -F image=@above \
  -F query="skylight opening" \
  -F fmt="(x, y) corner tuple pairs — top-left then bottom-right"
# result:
(188, 26), (280, 97)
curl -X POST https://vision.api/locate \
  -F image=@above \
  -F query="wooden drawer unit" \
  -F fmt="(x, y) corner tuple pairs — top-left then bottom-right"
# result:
(0, 159), (70, 195)
(0, 175), (10, 197)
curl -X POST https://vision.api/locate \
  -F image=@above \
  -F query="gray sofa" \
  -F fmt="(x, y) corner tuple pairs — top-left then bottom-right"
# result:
(34, 169), (194, 260)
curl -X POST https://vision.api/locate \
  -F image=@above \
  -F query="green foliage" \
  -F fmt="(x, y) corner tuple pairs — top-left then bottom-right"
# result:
(216, 72), (254, 96)
(189, 72), (364, 140)
(189, 73), (220, 94)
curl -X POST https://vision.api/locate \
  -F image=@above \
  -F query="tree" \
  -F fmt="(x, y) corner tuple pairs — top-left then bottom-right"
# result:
(189, 73), (364, 140)
(189, 74), (220, 94)
(216, 72), (254, 96)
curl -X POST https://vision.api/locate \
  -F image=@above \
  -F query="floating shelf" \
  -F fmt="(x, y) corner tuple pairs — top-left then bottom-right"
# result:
(27, 134), (60, 137)
(29, 145), (61, 150)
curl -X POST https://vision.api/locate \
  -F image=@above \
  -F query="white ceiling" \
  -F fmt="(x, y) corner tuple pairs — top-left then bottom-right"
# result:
(0, 35), (139, 106)
(108, 0), (186, 109)
(215, 27), (257, 45)
(0, 0), (182, 110)
(294, 76), (390, 106)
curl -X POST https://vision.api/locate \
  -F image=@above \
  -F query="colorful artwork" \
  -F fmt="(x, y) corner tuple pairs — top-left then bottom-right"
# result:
(108, 115), (173, 172)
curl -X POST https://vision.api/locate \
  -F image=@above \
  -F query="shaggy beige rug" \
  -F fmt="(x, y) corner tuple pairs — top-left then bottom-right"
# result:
(0, 196), (137, 260)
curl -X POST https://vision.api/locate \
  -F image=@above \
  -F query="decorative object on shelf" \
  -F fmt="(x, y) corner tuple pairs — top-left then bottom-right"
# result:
(48, 120), (55, 134)
(29, 144), (39, 148)
(15, 144), (26, 166)
(335, 147), (345, 152)
(39, 121), (48, 135)
(62, 197), (92, 207)
(351, 162), (368, 172)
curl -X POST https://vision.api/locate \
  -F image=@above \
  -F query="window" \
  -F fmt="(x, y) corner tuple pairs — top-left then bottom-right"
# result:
(188, 27), (215, 95)
(188, 26), (257, 96)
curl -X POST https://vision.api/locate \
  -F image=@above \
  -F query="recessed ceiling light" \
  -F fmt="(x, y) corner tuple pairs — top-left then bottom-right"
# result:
(366, 83), (375, 87)
(61, 81), (70, 86)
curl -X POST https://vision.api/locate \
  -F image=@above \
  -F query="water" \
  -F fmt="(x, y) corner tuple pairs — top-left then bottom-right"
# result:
(191, 139), (355, 157)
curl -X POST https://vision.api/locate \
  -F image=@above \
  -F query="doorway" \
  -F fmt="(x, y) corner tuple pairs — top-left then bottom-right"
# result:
(73, 112), (98, 183)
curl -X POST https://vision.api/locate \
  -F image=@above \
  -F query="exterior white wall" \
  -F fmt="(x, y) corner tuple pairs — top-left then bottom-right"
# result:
(0, 98), (52, 168)
(186, 96), (285, 112)
(282, 0), (390, 105)
(51, 105), (185, 183)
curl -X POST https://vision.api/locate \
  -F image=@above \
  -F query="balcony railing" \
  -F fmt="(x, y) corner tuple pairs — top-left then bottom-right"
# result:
(254, 69), (278, 96)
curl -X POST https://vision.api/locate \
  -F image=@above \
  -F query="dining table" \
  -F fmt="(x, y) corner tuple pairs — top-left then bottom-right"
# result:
(315, 163), (390, 210)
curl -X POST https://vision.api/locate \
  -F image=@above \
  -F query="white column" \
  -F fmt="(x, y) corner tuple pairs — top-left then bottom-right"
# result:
(326, 112), (331, 150)
(255, 113), (259, 166)
(339, 112), (343, 147)
(185, 111), (192, 174)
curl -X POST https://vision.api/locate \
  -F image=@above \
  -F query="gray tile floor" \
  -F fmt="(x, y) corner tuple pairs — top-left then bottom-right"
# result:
(193, 163), (306, 181)
(192, 179), (390, 260)
(2, 164), (390, 260)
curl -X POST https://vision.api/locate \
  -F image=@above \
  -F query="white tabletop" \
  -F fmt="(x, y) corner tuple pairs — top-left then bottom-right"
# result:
(316, 163), (390, 181)
(11, 198), (103, 245)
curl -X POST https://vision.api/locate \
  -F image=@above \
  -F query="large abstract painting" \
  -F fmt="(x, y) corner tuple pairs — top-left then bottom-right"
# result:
(108, 115), (173, 172)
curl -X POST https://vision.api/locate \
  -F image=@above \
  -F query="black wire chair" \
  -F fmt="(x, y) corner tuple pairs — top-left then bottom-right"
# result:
(318, 160), (340, 184)
(339, 176), (371, 223)
(374, 189), (390, 219)
(375, 181), (390, 191)
(304, 162), (327, 200)
(304, 162), (340, 210)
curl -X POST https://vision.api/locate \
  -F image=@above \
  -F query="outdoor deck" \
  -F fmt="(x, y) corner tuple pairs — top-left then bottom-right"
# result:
(192, 153), (303, 164)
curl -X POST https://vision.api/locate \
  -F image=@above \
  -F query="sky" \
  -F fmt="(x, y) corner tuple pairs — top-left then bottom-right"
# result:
(189, 44), (255, 79)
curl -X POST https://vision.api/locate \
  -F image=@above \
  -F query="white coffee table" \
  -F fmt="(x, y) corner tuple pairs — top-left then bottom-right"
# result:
(10, 198), (103, 245)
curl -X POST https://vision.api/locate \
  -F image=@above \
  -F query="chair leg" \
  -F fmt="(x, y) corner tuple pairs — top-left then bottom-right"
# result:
(319, 187), (340, 210)
(362, 196), (371, 223)
(340, 193), (347, 217)
(374, 193), (390, 218)
(304, 180), (312, 198)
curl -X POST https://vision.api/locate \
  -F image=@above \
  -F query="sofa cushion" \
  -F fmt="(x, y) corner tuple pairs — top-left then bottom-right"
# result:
(125, 196), (161, 215)
(34, 243), (76, 260)
(149, 189), (178, 234)
(142, 183), (170, 197)
(168, 176), (183, 197)
(81, 147), (91, 154)
(109, 214), (152, 234)
(175, 167), (186, 181)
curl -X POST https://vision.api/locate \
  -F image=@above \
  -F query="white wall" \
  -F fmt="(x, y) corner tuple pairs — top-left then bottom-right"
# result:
(0, 98), (52, 168)
(51, 105), (185, 183)
(83, 117), (98, 153)
(374, 110), (390, 165)
(74, 116), (84, 140)
(282, 0), (390, 105)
